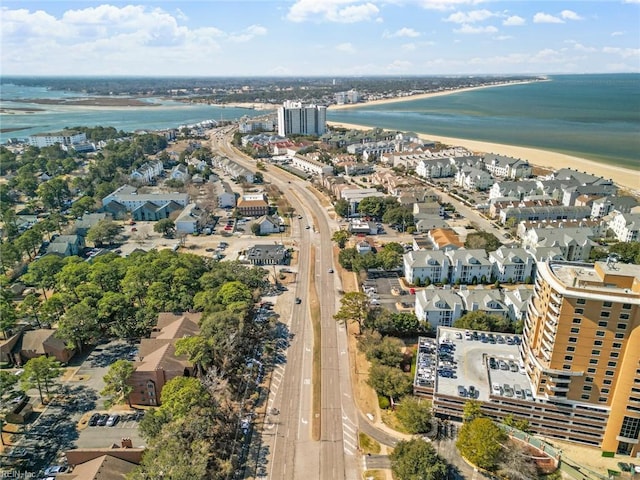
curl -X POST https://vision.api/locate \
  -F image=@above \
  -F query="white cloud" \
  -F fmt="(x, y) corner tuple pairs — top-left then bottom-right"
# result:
(336, 42), (357, 54)
(445, 9), (496, 23)
(401, 43), (417, 51)
(494, 35), (513, 41)
(602, 46), (640, 58)
(383, 27), (421, 38)
(454, 24), (498, 34)
(560, 10), (583, 21)
(287, 0), (379, 23)
(387, 60), (413, 71)
(611, 31), (625, 36)
(229, 25), (267, 43)
(416, 0), (485, 11)
(533, 12), (564, 24)
(502, 15), (525, 26)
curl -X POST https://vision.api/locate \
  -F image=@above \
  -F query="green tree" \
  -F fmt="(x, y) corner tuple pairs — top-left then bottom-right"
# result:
(0, 242), (21, 275)
(69, 195), (98, 218)
(251, 223), (262, 236)
(367, 363), (413, 400)
(37, 177), (71, 210)
(56, 302), (101, 352)
(55, 259), (91, 300)
(334, 199), (349, 218)
(18, 292), (43, 328)
(453, 311), (514, 333)
(364, 335), (404, 367)
(367, 310), (428, 337)
(377, 247), (402, 270)
(174, 336), (214, 377)
(15, 228), (43, 260)
(0, 285), (17, 338)
(390, 438), (448, 480)
(86, 219), (121, 246)
(21, 356), (62, 403)
(101, 359), (134, 408)
(502, 414), (530, 433)
(358, 196), (385, 218)
(395, 396), (433, 434)
(462, 399), (484, 422)
(153, 218), (176, 237)
(331, 229), (350, 249)
(22, 255), (66, 298)
(334, 291), (370, 334)
(456, 417), (506, 471)
(159, 377), (211, 418)
(338, 247), (358, 270)
(382, 206), (414, 228)
(215, 281), (253, 308)
(464, 231), (501, 253)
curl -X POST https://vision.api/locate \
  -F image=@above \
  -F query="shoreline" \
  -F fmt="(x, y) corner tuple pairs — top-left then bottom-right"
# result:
(326, 120), (640, 195)
(328, 79), (544, 111)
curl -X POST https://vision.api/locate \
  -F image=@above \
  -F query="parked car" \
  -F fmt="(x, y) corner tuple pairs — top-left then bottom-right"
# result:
(106, 414), (120, 427)
(295, 297), (301, 304)
(96, 414), (109, 426)
(88, 413), (101, 426)
(44, 465), (69, 476)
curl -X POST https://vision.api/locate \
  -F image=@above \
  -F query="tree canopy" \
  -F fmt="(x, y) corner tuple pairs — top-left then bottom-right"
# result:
(456, 417), (507, 471)
(453, 311), (514, 333)
(390, 438), (448, 480)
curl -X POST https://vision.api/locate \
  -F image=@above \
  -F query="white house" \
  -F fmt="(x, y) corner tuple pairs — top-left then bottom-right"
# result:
(455, 166), (492, 191)
(608, 212), (640, 242)
(403, 250), (450, 285)
(254, 215), (281, 235)
(170, 164), (191, 183)
(446, 249), (493, 284)
(521, 227), (595, 262)
(489, 247), (535, 283)
(130, 160), (164, 184)
(458, 288), (509, 318)
(415, 287), (464, 329)
(483, 154), (532, 179)
(503, 288), (533, 322)
(175, 204), (206, 234)
(356, 241), (372, 254)
(218, 182), (237, 208)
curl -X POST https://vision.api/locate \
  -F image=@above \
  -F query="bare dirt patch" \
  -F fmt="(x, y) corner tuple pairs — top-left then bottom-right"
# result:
(309, 246), (322, 441)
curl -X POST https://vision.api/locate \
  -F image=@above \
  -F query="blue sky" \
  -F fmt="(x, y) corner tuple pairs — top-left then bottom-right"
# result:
(1, 0), (639, 76)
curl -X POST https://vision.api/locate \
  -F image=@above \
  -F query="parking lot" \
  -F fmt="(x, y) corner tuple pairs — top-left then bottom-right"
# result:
(362, 272), (414, 312)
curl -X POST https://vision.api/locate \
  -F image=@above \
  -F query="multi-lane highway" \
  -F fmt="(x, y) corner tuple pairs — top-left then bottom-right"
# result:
(212, 130), (360, 480)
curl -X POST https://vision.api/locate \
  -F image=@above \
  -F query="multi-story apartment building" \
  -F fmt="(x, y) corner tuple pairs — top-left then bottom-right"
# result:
(277, 101), (327, 137)
(28, 130), (87, 148)
(522, 260), (640, 455)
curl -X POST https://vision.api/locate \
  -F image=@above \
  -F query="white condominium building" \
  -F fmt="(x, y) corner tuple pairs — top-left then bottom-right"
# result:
(277, 101), (327, 137)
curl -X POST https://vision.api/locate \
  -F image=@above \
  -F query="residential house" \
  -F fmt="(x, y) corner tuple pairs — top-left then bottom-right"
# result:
(128, 312), (202, 406)
(129, 160), (163, 184)
(455, 166), (492, 191)
(414, 287), (464, 329)
(414, 216), (448, 234)
(499, 205), (591, 225)
(10, 329), (75, 366)
(290, 154), (334, 176)
(341, 188), (385, 216)
(74, 213), (112, 237)
(254, 215), (281, 235)
(131, 200), (183, 222)
(608, 212), (640, 242)
(458, 288), (509, 318)
(245, 244), (289, 265)
(516, 218), (606, 240)
(403, 250), (450, 285)
(47, 234), (85, 257)
(489, 180), (541, 201)
(175, 203), (207, 234)
(503, 287), (534, 321)
(169, 164), (191, 183)
(356, 241), (372, 254)
(218, 182), (237, 208)
(521, 227), (595, 261)
(447, 249), (493, 284)
(102, 185), (189, 211)
(414, 201), (443, 217)
(415, 158), (454, 179)
(237, 193), (269, 217)
(427, 228), (463, 251)
(591, 196), (638, 218)
(483, 154), (532, 179)
(338, 161), (374, 176)
(489, 247), (535, 283)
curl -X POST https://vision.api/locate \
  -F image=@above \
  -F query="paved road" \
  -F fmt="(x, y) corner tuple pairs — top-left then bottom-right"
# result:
(213, 131), (359, 480)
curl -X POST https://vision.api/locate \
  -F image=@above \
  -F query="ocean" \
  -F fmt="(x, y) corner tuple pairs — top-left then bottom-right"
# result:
(327, 74), (640, 170)
(1, 74), (638, 171)
(0, 83), (271, 143)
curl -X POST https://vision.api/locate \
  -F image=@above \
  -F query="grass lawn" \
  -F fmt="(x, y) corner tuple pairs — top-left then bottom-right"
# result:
(359, 432), (381, 454)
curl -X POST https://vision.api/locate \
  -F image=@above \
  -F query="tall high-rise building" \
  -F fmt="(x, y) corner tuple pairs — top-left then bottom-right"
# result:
(277, 101), (327, 137)
(522, 259), (640, 455)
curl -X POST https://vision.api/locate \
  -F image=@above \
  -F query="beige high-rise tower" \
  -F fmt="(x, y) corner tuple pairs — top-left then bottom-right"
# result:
(522, 259), (640, 455)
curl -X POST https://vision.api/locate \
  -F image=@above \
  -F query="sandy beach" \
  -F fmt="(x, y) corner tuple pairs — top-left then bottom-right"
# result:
(327, 120), (640, 195)
(328, 79), (544, 111)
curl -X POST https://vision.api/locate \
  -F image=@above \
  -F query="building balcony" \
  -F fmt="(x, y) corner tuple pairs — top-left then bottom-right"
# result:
(546, 310), (559, 324)
(541, 336), (554, 353)
(542, 327), (555, 344)
(546, 384), (570, 393)
(550, 291), (562, 304)
(528, 302), (540, 319)
(549, 301), (561, 315)
(616, 435), (640, 445)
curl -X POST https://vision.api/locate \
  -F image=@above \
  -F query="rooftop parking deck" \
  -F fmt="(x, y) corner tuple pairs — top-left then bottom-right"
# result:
(429, 327), (534, 402)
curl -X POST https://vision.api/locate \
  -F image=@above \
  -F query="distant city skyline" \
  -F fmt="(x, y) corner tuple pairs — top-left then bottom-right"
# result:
(1, 0), (639, 77)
